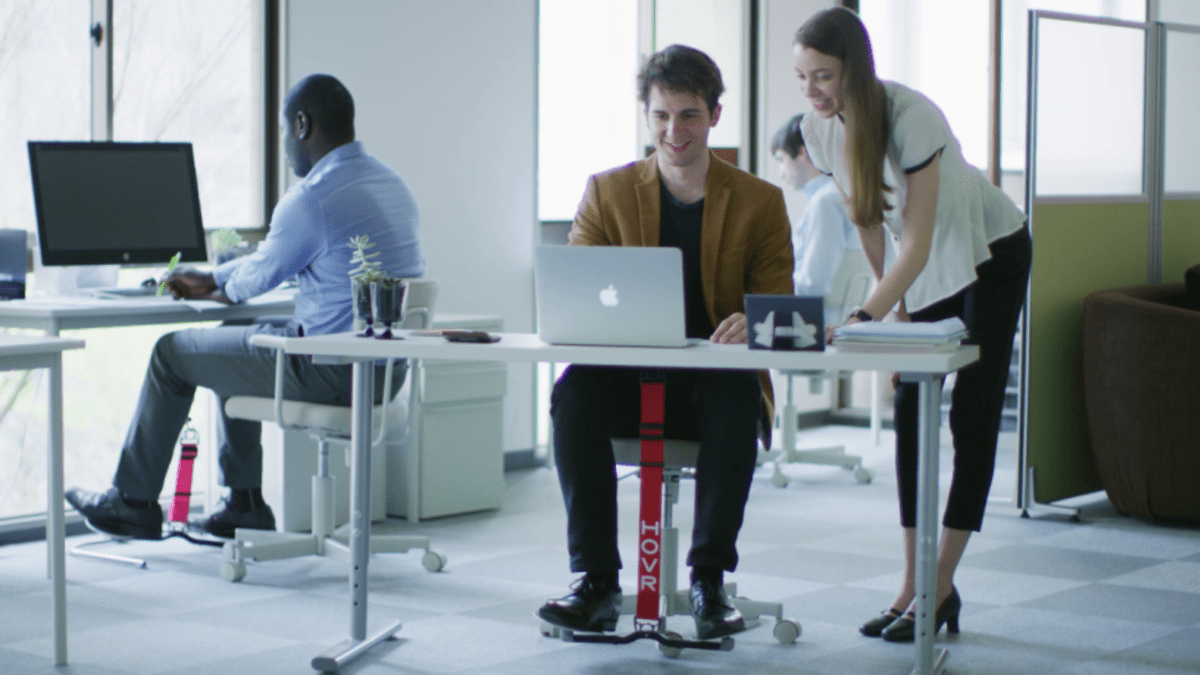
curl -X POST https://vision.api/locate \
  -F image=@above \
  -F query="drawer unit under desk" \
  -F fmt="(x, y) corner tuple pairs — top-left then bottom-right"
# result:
(419, 359), (507, 404)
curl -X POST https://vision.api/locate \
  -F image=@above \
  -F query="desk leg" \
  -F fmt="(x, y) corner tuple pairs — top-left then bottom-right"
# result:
(46, 353), (67, 665)
(909, 373), (948, 675)
(311, 361), (403, 673)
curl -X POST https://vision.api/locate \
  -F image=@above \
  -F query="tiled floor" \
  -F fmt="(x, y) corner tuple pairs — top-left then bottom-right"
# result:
(3, 426), (1200, 674)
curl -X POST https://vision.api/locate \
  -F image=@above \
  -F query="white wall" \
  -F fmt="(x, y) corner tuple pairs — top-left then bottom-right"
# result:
(285, 0), (538, 452)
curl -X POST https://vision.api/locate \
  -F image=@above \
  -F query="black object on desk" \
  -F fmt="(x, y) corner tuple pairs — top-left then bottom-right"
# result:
(443, 330), (500, 343)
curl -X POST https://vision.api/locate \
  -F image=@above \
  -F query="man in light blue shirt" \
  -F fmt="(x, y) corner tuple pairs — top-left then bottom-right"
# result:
(771, 114), (860, 298)
(67, 74), (423, 540)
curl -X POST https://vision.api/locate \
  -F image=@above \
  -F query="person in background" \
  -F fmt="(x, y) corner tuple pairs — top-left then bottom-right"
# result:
(771, 113), (861, 298)
(66, 74), (424, 540)
(793, 7), (1031, 642)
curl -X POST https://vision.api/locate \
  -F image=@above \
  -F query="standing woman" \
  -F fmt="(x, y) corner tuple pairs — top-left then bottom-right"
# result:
(793, 7), (1031, 642)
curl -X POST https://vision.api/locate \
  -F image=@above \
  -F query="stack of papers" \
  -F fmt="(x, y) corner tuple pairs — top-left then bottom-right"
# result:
(832, 317), (968, 353)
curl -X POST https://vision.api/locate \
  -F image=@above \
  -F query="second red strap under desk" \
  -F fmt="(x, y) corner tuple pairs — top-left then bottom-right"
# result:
(635, 379), (665, 623)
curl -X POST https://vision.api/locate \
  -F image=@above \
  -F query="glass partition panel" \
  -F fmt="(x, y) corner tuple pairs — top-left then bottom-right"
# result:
(654, 0), (744, 150)
(1163, 29), (1200, 194)
(112, 0), (264, 229)
(1033, 18), (1144, 195)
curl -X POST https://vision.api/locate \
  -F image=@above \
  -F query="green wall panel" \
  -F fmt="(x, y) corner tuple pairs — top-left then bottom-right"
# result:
(1163, 199), (1200, 283)
(1028, 201), (1149, 504)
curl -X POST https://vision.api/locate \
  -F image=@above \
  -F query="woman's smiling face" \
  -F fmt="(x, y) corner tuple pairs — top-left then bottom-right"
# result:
(793, 44), (845, 119)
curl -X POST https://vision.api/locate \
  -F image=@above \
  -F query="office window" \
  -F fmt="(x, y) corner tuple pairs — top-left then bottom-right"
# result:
(0, 1), (268, 526)
(859, 0), (990, 172)
(538, 0), (639, 222)
(0, 1), (90, 234)
(113, 0), (265, 229)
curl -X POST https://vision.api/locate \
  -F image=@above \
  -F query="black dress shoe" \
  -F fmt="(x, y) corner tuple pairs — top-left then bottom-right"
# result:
(189, 501), (276, 539)
(881, 587), (962, 643)
(689, 578), (746, 640)
(65, 487), (163, 540)
(860, 607), (904, 637)
(536, 574), (622, 632)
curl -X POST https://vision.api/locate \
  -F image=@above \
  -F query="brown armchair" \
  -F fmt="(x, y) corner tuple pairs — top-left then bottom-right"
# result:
(1082, 283), (1200, 523)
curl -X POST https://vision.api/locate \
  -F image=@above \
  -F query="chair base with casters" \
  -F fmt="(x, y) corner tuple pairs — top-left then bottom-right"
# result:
(219, 278), (446, 582)
(539, 438), (801, 655)
(759, 372), (875, 487)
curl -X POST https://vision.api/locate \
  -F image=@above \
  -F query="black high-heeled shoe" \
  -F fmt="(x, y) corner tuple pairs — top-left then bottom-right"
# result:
(859, 607), (904, 637)
(881, 587), (961, 643)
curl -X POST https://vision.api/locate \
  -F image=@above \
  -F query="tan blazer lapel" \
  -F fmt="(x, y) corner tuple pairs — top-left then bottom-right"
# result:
(701, 153), (732, 323)
(634, 157), (661, 247)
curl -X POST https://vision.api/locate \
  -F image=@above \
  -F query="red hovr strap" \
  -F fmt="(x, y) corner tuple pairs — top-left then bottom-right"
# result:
(635, 380), (665, 623)
(168, 443), (199, 524)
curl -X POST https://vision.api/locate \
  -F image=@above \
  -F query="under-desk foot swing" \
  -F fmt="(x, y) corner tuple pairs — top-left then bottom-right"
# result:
(70, 423), (224, 568)
(541, 371), (800, 657)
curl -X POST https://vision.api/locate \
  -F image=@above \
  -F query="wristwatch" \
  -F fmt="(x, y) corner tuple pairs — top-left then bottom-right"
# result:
(849, 308), (874, 322)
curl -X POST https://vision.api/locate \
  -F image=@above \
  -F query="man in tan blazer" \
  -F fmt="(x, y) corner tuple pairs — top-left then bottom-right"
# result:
(537, 45), (793, 642)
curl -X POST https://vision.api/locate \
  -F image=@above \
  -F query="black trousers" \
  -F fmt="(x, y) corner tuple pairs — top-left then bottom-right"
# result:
(550, 365), (762, 574)
(894, 225), (1032, 531)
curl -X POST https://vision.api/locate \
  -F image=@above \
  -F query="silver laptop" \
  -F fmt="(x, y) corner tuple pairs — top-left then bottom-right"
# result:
(534, 245), (691, 348)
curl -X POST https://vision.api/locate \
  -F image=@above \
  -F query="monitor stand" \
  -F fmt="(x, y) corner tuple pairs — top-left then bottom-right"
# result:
(30, 263), (119, 297)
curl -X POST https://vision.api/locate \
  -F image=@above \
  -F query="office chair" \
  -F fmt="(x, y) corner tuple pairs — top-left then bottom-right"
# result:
(541, 437), (801, 654)
(219, 278), (446, 582)
(761, 250), (877, 487)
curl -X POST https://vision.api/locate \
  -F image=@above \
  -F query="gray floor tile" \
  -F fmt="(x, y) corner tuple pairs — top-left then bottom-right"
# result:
(1018, 583), (1200, 625)
(1104, 561), (1200, 595)
(961, 541), (1162, 581)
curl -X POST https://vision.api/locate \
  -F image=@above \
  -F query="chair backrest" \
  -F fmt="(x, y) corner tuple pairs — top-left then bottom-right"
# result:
(823, 250), (873, 324)
(399, 278), (438, 329)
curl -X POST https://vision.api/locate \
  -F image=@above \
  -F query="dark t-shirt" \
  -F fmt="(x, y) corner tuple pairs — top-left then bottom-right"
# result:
(658, 182), (713, 339)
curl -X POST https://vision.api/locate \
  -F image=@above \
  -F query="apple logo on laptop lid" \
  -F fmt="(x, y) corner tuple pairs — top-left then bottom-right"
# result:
(600, 284), (619, 307)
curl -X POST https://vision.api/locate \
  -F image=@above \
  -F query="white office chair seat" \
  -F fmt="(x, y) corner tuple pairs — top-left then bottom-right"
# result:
(224, 395), (403, 439)
(217, 278), (445, 583)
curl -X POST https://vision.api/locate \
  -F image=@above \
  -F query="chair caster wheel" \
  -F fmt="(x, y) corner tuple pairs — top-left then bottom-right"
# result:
(659, 630), (683, 658)
(774, 618), (801, 644)
(854, 467), (873, 484)
(771, 470), (789, 488)
(421, 550), (447, 572)
(220, 560), (246, 582)
(539, 620), (560, 638)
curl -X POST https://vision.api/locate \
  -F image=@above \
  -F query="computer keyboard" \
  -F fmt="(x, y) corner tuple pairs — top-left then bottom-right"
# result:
(90, 285), (160, 298)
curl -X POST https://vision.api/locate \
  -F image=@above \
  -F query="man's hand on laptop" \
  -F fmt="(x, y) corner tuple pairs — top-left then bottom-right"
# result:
(164, 270), (230, 304)
(710, 312), (748, 344)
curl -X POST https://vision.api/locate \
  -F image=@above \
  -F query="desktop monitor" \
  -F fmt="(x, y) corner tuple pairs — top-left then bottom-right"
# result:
(27, 141), (208, 267)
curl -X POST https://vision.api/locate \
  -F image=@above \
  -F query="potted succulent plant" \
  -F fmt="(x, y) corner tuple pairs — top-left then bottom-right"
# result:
(347, 235), (404, 338)
(348, 235), (382, 336)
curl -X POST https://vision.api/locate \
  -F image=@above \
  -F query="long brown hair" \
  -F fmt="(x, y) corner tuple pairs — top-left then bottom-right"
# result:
(795, 8), (890, 228)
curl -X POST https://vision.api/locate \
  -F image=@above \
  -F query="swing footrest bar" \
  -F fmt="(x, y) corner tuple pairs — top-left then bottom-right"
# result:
(563, 629), (734, 651)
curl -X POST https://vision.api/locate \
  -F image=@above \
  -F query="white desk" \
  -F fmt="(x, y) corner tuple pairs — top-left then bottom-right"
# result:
(0, 289), (296, 336)
(259, 329), (978, 674)
(0, 333), (86, 665)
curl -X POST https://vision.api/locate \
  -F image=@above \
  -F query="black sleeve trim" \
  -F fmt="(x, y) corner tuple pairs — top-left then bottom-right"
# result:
(904, 146), (944, 175)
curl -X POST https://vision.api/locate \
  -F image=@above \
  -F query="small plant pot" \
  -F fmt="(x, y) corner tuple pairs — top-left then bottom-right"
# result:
(370, 280), (406, 340)
(352, 276), (374, 337)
